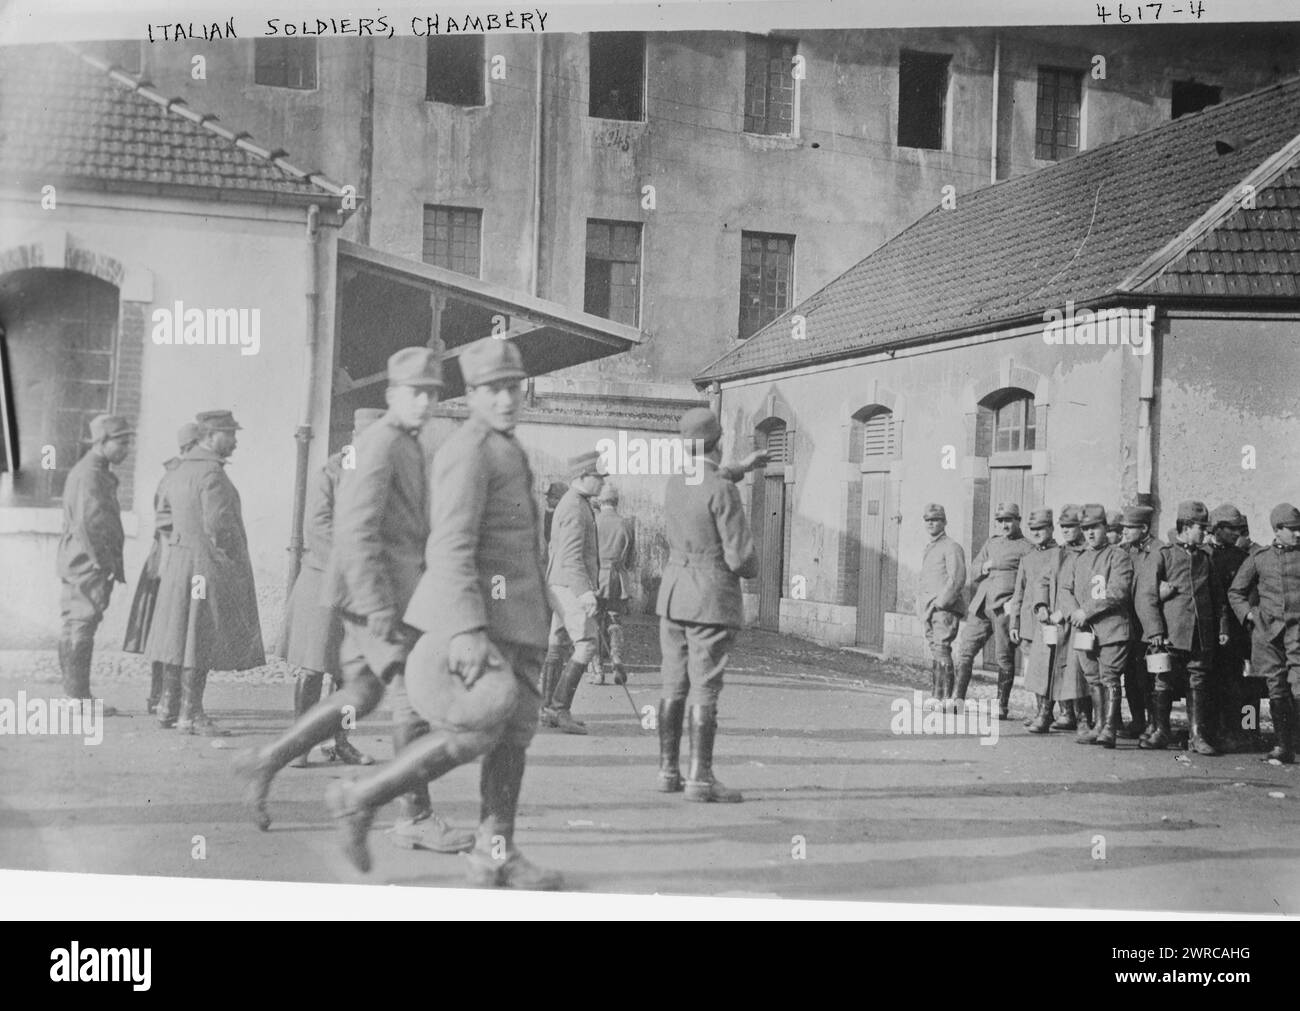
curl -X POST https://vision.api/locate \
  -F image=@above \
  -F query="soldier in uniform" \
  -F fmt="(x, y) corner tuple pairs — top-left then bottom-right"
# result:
(917, 503), (966, 711)
(1044, 503), (1134, 748)
(235, 350), (473, 856)
(953, 503), (1030, 719)
(57, 413), (135, 716)
(542, 481), (567, 547)
(146, 411), (262, 735)
(655, 407), (757, 802)
(125, 422), (200, 715)
(1009, 508), (1059, 733)
(1135, 501), (1230, 753)
(1041, 505), (1089, 731)
(1119, 505), (1162, 741)
(279, 408), (385, 768)
(1206, 504), (1262, 752)
(326, 337), (561, 889)
(538, 452), (606, 734)
(590, 484), (635, 686)
(1228, 504), (1300, 764)
(1106, 510), (1124, 547)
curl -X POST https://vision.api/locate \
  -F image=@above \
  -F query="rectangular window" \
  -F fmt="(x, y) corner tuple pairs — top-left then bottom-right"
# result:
(1171, 79), (1222, 119)
(427, 36), (485, 106)
(993, 398), (1036, 454)
(739, 231), (794, 339)
(1035, 67), (1083, 161)
(744, 35), (797, 135)
(896, 50), (950, 150)
(422, 206), (482, 278)
(589, 32), (645, 121)
(584, 220), (642, 327)
(254, 39), (317, 90)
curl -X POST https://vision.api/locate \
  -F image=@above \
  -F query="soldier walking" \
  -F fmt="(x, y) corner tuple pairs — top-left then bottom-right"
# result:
(57, 413), (135, 716)
(538, 452), (606, 734)
(326, 337), (562, 889)
(1119, 505), (1161, 741)
(278, 408), (385, 768)
(1135, 501), (1230, 753)
(1227, 504), (1300, 764)
(953, 503), (1029, 719)
(1009, 509), (1059, 733)
(590, 484), (635, 686)
(1044, 504), (1134, 748)
(146, 411), (262, 735)
(917, 504), (965, 711)
(655, 407), (757, 803)
(235, 350), (473, 855)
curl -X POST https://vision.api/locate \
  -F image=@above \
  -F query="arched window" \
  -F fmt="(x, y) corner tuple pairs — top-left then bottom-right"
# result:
(861, 408), (897, 462)
(992, 392), (1036, 453)
(760, 418), (790, 467)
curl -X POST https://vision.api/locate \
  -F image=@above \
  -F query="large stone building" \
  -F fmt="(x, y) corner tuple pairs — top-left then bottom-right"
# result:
(696, 74), (1300, 660)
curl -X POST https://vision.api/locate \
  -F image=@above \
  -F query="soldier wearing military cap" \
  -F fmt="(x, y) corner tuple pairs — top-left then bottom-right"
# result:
(1227, 504), (1300, 763)
(1039, 505), (1090, 731)
(1207, 504), (1263, 751)
(327, 336), (562, 889)
(236, 349), (473, 856)
(591, 483), (635, 686)
(953, 502), (1030, 719)
(542, 480), (567, 550)
(654, 406), (757, 802)
(538, 449), (607, 733)
(1106, 509), (1124, 546)
(917, 503), (966, 709)
(278, 407), (387, 769)
(1037, 504), (1135, 747)
(124, 421), (200, 715)
(1009, 508), (1060, 732)
(56, 413), (135, 715)
(1120, 504), (1162, 741)
(146, 410), (262, 735)
(1135, 501), (1230, 753)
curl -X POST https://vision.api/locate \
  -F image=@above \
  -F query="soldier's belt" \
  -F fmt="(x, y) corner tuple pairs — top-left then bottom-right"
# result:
(667, 551), (727, 569)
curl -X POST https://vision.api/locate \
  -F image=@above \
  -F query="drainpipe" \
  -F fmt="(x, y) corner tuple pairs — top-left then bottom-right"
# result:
(287, 202), (322, 592)
(526, 34), (546, 407)
(1136, 305), (1157, 506)
(989, 33), (1001, 185)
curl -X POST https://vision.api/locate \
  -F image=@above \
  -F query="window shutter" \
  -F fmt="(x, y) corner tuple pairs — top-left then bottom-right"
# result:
(862, 411), (896, 461)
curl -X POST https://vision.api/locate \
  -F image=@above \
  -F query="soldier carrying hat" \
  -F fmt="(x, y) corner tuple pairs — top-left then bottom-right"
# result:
(56, 413), (135, 716)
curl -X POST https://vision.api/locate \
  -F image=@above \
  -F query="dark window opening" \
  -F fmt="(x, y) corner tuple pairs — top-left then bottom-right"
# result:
(427, 36), (485, 106)
(744, 35), (797, 135)
(1171, 79), (1222, 119)
(897, 50), (950, 150)
(589, 32), (645, 121)
(1035, 66), (1083, 161)
(254, 39), (317, 89)
(422, 206), (482, 278)
(584, 220), (641, 327)
(992, 393), (1036, 454)
(739, 231), (794, 339)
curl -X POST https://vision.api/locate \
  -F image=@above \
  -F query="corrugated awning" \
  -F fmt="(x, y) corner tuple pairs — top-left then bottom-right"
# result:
(336, 240), (642, 400)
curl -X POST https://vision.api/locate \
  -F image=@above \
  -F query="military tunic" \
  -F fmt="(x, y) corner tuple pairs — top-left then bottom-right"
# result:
(124, 457), (181, 654)
(281, 453), (345, 674)
(1008, 540), (1060, 696)
(1228, 543), (1300, 698)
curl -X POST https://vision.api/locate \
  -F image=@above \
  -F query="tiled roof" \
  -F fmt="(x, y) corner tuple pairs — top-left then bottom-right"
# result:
(0, 44), (349, 204)
(698, 75), (1300, 384)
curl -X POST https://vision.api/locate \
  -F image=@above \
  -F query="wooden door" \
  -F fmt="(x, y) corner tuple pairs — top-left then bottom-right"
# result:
(758, 474), (785, 630)
(856, 472), (889, 650)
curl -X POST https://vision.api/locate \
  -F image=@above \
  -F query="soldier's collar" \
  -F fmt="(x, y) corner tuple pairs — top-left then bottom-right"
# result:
(185, 446), (226, 464)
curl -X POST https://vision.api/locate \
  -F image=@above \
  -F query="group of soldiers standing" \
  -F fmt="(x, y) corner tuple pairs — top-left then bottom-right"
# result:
(54, 337), (764, 890)
(918, 496), (1300, 762)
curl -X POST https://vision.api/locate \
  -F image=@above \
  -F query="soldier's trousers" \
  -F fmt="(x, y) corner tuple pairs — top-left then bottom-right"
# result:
(547, 585), (598, 666)
(955, 608), (1014, 677)
(1252, 624), (1300, 719)
(1152, 644), (1213, 695)
(924, 609), (960, 665)
(660, 617), (734, 708)
(597, 601), (625, 667)
(58, 571), (114, 698)
(1078, 639), (1130, 691)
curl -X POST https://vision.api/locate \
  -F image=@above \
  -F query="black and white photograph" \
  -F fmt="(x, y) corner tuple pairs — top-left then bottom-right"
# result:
(1, 0), (1299, 930)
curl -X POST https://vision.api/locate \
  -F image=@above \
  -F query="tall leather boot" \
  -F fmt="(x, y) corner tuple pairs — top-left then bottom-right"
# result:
(538, 652), (563, 725)
(318, 673), (376, 766)
(1077, 686), (1102, 744)
(463, 742), (563, 890)
(1051, 698), (1078, 731)
(387, 710), (471, 854)
(178, 668), (228, 736)
(997, 668), (1014, 721)
(1096, 685), (1122, 749)
(928, 661), (941, 710)
(545, 661), (589, 735)
(657, 698), (687, 792)
(1188, 687), (1221, 756)
(684, 703), (742, 803)
(940, 660), (956, 710)
(57, 637), (75, 698)
(147, 662), (165, 715)
(1120, 672), (1147, 740)
(157, 664), (182, 728)
(288, 671), (325, 767)
(234, 670), (385, 831)
(326, 730), (468, 873)
(952, 657), (974, 707)
(1216, 681), (1252, 754)
(1139, 688), (1172, 749)
(1027, 695), (1053, 734)
(1264, 696), (1295, 764)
